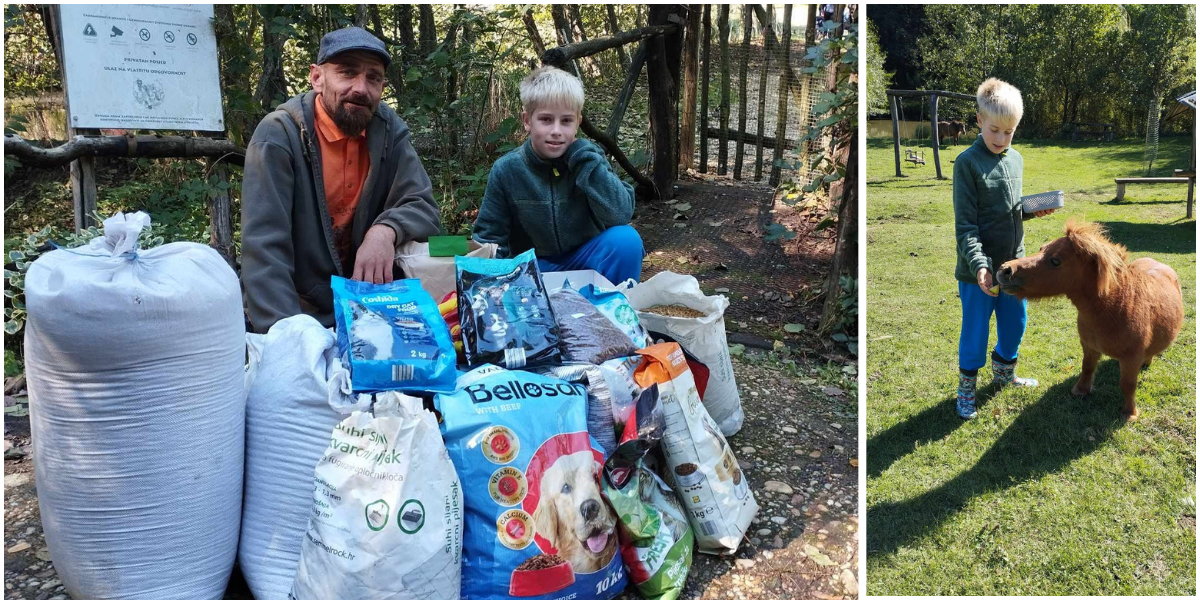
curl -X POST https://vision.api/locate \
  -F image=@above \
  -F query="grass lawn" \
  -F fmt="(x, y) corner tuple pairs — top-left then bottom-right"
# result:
(865, 135), (1196, 595)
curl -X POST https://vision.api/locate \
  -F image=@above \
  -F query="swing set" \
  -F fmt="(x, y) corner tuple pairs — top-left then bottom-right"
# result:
(886, 89), (976, 179)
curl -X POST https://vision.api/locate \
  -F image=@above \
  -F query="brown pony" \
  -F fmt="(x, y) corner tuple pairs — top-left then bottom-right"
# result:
(996, 220), (1184, 421)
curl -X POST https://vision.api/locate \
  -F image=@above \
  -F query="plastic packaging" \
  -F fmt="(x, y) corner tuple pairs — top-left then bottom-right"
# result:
(456, 249), (562, 369)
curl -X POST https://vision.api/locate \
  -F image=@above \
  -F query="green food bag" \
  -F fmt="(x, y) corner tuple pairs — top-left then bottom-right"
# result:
(427, 236), (469, 257)
(602, 385), (694, 600)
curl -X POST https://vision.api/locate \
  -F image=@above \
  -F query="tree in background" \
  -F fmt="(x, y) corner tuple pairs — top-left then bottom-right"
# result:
(865, 20), (892, 116)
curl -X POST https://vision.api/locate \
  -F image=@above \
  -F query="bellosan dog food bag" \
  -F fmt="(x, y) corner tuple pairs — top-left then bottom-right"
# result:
(332, 276), (457, 393)
(602, 385), (694, 600)
(633, 343), (757, 555)
(437, 366), (626, 600)
(290, 392), (463, 600)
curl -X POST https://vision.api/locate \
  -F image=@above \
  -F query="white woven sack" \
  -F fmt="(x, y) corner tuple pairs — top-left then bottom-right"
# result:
(622, 271), (745, 436)
(239, 314), (370, 600)
(394, 239), (497, 302)
(290, 392), (463, 600)
(24, 212), (245, 600)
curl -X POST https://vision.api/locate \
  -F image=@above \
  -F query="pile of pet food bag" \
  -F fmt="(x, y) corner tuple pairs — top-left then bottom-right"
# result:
(21, 215), (756, 600)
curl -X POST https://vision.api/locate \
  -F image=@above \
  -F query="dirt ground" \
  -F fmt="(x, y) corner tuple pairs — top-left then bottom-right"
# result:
(4, 354), (858, 600)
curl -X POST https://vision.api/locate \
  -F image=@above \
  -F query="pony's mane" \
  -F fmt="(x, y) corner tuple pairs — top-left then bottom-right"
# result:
(1063, 219), (1127, 296)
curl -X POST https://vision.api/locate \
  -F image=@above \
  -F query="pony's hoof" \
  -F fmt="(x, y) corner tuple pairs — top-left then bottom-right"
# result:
(1121, 407), (1140, 422)
(1071, 383), (1091, 397)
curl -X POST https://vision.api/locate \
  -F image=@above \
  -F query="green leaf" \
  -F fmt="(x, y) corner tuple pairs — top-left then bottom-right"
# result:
(814, 216), (836, 231)
(4, 319), (21, 335)
(8, 250), (25, 261)
(783, 323), (804, 333)
(728, 343), (745, 357)
(831, 332), (849, 343)
(847, 341), (858, 355)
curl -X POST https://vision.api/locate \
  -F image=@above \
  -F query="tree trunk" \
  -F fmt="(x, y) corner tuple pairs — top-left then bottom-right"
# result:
(354, 4), (369, 27)
(733, 4), (753, 180)
(605, 5), (632, 71)
(445, 7), (461, 155)
(717, 5), (731, 176)
(818, 137), (856, 335)
(4, 134), (247, 168)
(699, 5), (712, 173)
(678, 5), (701, 171)
(754, 5), (773, 181)
(206, 158), (236, 269)
(551, 5), (572, 48)
(418, 4), (436, 58)
(568, 5), (589, 42)
(399, 5), (416, 66)
(805, 3), (817, 47)
(523, 8), (547, 57)
(368, 5), (405, 103)
(254, 5), (290, 117)
(769, 4), (794, 187)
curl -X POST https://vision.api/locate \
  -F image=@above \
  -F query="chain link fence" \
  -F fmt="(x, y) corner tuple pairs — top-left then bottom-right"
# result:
(691, 5), (833, 188)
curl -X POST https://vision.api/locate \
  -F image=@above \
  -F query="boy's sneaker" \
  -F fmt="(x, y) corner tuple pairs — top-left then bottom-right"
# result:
(957, 372), (978, 420)
(992, 356), (1038, 388)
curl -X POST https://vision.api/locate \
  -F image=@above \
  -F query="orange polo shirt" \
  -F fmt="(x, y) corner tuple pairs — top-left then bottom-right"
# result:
(313, 94), (370, 268)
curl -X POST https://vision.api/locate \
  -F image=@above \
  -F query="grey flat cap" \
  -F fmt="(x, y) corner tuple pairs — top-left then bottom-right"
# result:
(317, 27), (390, 68)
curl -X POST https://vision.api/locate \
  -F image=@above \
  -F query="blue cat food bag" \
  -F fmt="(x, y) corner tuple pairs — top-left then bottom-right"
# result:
(331, 276), (456, 393)
(437, 366), (626, 600)
(578, 285), (649, 349)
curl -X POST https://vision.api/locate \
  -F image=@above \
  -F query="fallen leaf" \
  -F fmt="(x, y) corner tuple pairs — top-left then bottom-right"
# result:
(672, 202), (692, 211)
(849, 459), (859, 468)
(784, 323), (804, 333)
(715, 287), (730, 293)
(822, 387), (845, 397)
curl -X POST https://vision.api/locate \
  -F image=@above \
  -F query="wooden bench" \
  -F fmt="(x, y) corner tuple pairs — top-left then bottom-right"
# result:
(1115, 176), (1195, 217)
(1066, 122), (1114, 142)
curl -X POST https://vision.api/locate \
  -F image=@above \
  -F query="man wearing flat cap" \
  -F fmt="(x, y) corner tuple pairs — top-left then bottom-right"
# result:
(241, 27), (441, 333)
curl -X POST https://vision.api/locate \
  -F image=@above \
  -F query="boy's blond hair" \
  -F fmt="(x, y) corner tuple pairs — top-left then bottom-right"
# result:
(519, 66), (585, 115)
(976, 78), (1023, 126)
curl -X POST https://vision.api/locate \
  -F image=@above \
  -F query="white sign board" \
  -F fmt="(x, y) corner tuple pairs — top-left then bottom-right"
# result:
(59, 4), (224, 131)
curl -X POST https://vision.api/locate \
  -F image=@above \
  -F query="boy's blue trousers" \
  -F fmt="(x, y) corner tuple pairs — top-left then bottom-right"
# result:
(958, 281), (1027, 374)
(537, 225), (645, 285)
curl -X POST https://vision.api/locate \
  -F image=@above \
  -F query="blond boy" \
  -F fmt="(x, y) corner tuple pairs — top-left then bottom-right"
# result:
(472, 66), (642, 283)
(953, 78), (1055, 419)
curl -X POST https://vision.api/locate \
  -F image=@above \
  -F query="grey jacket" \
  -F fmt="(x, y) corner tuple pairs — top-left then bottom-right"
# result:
(241, 91), (441, 333)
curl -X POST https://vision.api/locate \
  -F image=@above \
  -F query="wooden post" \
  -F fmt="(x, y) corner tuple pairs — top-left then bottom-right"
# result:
(930, 93), (943, 179)
(716, 5), (731, 176)
(733, 5), (752, 180)
(605, 40), (649, 140)
(647, 5), (680, 199)
(890, 93), (903, 177)
(698, 5), (712, 173)
(50, 6), (97, 232)
(769, 4), (793, 187)
(754, 5), (772, 181)
(678, 5), (701, 170)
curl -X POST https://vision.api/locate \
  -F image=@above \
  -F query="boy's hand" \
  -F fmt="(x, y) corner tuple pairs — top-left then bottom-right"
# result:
(1033, 208), (1055, 218)
(977, 268), (998, 297)
(353, 224), (397, 284)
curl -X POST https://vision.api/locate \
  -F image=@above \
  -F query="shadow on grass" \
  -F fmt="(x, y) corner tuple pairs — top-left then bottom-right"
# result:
(1097, 220), (1197, 254)
(866, 379), (1004, 479)
(867, 360), (1127, 558)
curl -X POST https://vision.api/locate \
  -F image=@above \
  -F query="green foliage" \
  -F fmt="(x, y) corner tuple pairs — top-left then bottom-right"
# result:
(865, 21), (893, 116)
(906, 4), (1195, 138)
(3, 6), (61, 98)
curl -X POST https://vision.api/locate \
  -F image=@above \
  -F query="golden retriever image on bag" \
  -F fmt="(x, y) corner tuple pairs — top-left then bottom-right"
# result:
(532, 450), (619, 574)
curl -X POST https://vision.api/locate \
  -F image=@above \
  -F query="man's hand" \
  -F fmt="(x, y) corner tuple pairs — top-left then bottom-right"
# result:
(977, 267), (998, 297)
(353, 224), (397, 284)
(1033, 208), (1056, 218)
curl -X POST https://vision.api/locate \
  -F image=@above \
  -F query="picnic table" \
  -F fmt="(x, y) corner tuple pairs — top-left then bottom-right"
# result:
(1064, 122), (1115, 142)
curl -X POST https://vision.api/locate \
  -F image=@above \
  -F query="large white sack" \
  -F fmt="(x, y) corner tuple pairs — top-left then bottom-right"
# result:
(290, 392), (463, 600)
(239, 314), (370, 600)
(622, 271), (745, 436)
(24, 212), (245, 600)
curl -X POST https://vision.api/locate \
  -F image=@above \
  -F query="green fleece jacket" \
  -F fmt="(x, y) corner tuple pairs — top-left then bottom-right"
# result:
(953, 134), (1033, 284)
(471, 139), (635, 258)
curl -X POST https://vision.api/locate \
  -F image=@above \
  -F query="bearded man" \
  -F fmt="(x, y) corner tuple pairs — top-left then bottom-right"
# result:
(241, 27), (440, 333)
